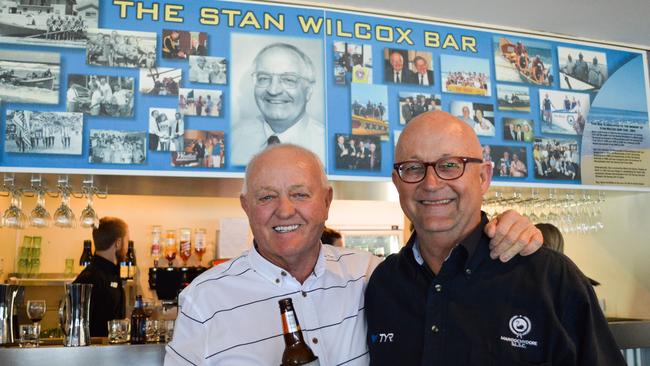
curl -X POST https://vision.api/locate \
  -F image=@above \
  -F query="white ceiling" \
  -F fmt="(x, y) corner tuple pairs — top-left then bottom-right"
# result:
(279, 0), (650, 49)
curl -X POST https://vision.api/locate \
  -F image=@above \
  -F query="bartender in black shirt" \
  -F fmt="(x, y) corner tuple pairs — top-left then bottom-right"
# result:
(73, 217), (128, 337)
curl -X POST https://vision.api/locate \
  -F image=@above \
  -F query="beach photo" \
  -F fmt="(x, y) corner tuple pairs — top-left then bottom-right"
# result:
(558, 47), (608, 91)
(86, 28), (157, 68)
(0, 50), (59, 104)
(441, 54), (491, 96)
(496, 84), (530, 112)
(539, 89), (590, 135)
(178, 88), (222, 117)
(493, 36), (553, 86)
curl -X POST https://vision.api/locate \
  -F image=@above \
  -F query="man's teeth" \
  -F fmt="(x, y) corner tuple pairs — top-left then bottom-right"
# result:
(420, 199), (452, 205)
(274, 224), (300, 233)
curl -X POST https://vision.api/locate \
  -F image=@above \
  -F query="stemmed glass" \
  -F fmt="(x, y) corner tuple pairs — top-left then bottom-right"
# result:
(3, 189), (27, 229)
(26, 300), (46, 328)
(79, 191), (99, 228)
(53, 191), (76, 228)
(29, 190), (51, 228)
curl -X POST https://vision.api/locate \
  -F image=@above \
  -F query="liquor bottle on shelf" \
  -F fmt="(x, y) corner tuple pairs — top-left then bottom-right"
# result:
(194, 228), (207, 265)
(179, 228), (192, 266)
(151, 225), (162, 267)
(79, 240), (93, 268)
(126, 240), (137, 280)
(278, 298), (320, 366)
(164, 230), (177, 267)
(130, 295), (147, 344)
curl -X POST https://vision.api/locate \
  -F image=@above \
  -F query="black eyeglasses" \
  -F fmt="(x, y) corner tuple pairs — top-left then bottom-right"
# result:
(393, 157), (483, 183)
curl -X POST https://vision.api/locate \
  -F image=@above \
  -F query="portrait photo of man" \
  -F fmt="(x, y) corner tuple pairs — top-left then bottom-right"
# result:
(230, 34), (325, 166)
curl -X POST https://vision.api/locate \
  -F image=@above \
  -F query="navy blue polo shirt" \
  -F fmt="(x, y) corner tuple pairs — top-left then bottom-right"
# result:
(365, 214), (625, 365)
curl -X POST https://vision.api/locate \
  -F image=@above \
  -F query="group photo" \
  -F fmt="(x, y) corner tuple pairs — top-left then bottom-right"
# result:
(441, 54), (491, 96)
(398, 92), (441, 124)
(178, 89), (222, 117)
(334, 134), (381, 171)
(533, 138), (581, 180)
(188, 56), (227, 85)
(162, 30), (208, 59)
(67, 75), (135, 117)
(4, 110), (83, 155)
(503, 118), (535, 142)
(483, 145), (529, 178)
(351, 83), (389, 141)
(148, 108), (184, 152)
(558, 47), (608, 90)
(86, 29), (157, 68)
(88, 129), (146, 164)
(171, 130), (225, 168)
(383, 48), (434, 86)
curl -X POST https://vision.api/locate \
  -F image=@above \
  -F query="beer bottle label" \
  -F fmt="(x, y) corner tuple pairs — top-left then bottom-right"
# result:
(284, 311), (299, 333)
(120, 262), (128, 279)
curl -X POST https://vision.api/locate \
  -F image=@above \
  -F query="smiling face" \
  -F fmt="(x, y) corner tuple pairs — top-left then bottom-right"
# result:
(415, 58), (428, 74)
(253, 45), (314, 133)
(390, 52), (404, 72)
(393, 111), (492, 242)
(240, 145), (332, 274)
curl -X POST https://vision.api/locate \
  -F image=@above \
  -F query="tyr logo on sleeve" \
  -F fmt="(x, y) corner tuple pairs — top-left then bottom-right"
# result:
(370, 333), (394, 343)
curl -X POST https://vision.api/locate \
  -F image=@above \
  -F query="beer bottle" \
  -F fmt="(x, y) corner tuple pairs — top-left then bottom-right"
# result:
(130, 295), (147, 344)
(278, 298), (320, 365)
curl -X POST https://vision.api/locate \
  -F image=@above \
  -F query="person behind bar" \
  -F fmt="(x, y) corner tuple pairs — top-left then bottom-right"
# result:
(231, 43), (324, 166)
(365, 111), (624, 365)
(165, 144), (541, 365)
(73, 217), (129, 337)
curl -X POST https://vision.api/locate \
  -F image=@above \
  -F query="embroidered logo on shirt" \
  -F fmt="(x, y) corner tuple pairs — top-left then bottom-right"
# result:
(110, 281), (118, 288)
(500, 315), (538, 349)
(370, 333), (394, 343)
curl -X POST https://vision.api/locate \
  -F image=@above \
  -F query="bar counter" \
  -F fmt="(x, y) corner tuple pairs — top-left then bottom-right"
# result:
(0, 343), (165, 366)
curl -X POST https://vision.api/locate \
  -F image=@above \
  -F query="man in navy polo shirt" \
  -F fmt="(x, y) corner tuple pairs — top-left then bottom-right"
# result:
(365, 111), (625, 365)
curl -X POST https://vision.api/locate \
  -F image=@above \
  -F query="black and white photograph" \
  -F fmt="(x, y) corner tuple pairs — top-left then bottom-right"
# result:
(398, 92), (441, 124)
(230, 33), (325, 166)
(148, 108), (184, 152)
(178, 88), (222, 117)
(5, 110), (82, 155)
(0, 0), (98, 48)
(189, 56), (227, 85)
(171, 130), (225, 168)
(86, 28), (157, 68)
(503, 118), (535, 142)
(67, 74), (135, 117)
(558, 47), (608, 91)
(0, 50), (60, 104)
(333, 41), (372, 84)
(496, 84), (530, 112)
(483, 145), (529, 178)
(539, 89), (590, 135)
(441, 54), (491, 96)
(139, 67), (181, 96)
(384, 48), (434, 86)
(533, 138), (580, 180)
(162, 29), (207, 59)
(334, 134), (381, 171)
(89, 129), (146, 164)
(450, 101), (495, 136)
(351, 83), (389, 141)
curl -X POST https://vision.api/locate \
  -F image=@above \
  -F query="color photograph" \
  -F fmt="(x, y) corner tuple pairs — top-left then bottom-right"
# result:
(493, 36), (553, 86)
(334, 41), (372, 85)
(533, 138), (580, 180)
(0, 0), (98, 48)
(162, 30), (207, 59)
(86, 28), (157, 68)
(171, 130), (225, 168)
(88, 129), (146, 164)
(67, 75), (135, 117)
(5, 110), (83, 155)
(502, 118), (535, 142)
(334, 134), (381, 171)
(558, 47), (608, 91)
(351, 83), (389, 141)
(0, 50), (59, 104)
(139, 68), (181, 96)
(398, 92), (441, 124)
(189, 56), (227, 85)
(148, 108), (183, 152)
(539, 89), (590, 135)
(384, 48), (434, 86)
(178, 88), (222, 117)
(230, 34), (325, 166)
(441, 54), (491, 96)
(483, 145), (529, 178)
(450, 101), (495, 136)
(496, 84), (530, 112)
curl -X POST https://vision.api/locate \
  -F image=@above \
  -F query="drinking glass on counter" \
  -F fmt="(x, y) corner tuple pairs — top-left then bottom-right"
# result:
(108, 319), (130, 344)
(179, 228), (192, 266)
(19, 324), (40, 348)
(145, 319), (162, 343)
(164, 230), (177, 267)
(26, 300), (46, 327)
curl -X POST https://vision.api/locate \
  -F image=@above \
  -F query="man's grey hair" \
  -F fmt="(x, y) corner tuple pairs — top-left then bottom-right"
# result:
(241, 143), (328, 195)
(253, 42), (315, 82)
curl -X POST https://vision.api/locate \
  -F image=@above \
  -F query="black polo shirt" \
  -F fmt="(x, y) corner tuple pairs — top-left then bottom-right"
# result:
(365, 214), (625, 366)
(73, 256), (125, 337)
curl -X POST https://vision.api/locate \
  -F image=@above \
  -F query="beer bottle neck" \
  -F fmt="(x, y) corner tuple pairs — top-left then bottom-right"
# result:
(281, 309), (306, 346)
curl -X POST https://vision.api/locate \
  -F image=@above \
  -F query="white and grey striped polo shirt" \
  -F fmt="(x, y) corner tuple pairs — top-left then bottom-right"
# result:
(165, 244), (381, 366)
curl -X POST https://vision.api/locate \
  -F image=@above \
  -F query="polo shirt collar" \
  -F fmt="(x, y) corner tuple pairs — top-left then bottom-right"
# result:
(248, 240), (326, 287)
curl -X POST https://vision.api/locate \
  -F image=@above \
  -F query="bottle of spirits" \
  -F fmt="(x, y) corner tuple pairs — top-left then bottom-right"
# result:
(151, 225), (161, 267)
(278, 298), (320, 365)
(179, 228), (192, 267)
(130, 295), (147, 344)
(194, 228), (207, 265)
(79, 240), (93, 268)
